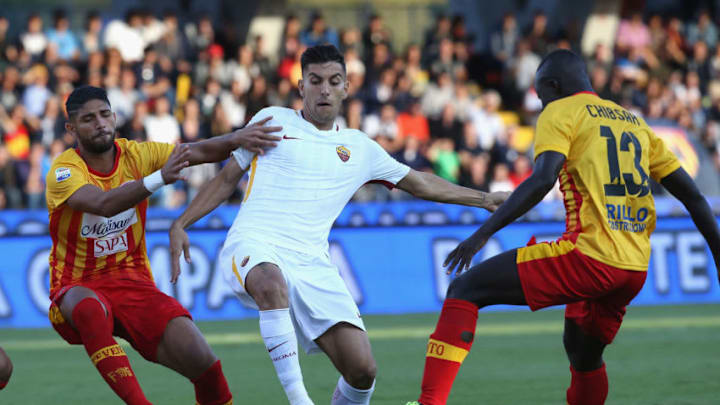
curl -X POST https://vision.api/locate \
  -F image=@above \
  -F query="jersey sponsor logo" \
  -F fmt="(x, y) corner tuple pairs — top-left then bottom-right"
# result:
(55, 167), (71, 182)
(283, 135), (300, 140)
(81, 208), (137, 239)
(336, 145), (350, 162)
(93, 233), (129, 257)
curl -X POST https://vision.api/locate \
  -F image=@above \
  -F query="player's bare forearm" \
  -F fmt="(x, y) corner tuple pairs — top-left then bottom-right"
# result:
(396, 170), (505, 211)
(185, 117), (281, 166)
(478, 151), (565, 236)
(66, 181), (151, 217)
(173, 159), (247, 229)
(661, 168), (720, 266)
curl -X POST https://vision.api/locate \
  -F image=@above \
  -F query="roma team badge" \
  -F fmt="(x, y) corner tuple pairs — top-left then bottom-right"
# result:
(336, 145), (350, 162)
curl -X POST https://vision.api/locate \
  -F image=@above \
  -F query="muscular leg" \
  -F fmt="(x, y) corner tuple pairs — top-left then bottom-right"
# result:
(0, 346), (12, 389)
(419, 249), (526, 405)
(58, 286), (150, 405)
(315, 323), (377, 404)
(156, 317), (231, 405)
(563, 319), (608, 405)
(445, 249), (526, 308)
(245, 263), (313, 405)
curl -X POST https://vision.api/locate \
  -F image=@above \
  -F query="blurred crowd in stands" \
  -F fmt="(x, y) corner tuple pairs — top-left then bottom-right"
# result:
(1, 7), (720, 209)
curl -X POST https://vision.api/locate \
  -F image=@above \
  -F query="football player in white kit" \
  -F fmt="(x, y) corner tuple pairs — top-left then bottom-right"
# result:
(168, 45), (509, 405)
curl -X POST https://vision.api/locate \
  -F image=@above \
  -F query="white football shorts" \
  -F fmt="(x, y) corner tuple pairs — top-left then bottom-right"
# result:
(219, 238), (365, 354)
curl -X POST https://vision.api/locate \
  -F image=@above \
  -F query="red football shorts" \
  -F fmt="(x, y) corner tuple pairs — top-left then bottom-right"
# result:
(516, 238), (647, 344)
(48, 277), (191, 362)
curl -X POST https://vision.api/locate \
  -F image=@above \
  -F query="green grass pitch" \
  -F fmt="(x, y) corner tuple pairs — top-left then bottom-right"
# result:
(1, 304), (719, 404)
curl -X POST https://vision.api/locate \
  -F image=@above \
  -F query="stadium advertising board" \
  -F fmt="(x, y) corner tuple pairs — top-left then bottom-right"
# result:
(0, 200), (718, 328)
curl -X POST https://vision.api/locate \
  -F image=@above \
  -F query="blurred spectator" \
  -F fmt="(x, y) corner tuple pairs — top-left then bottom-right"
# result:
(525, 11), (551, 56)
(362, 14), (392, 62)
(22, 64), (51, 119)
(509, 154), (532, 187)
(395, 136), (432, 172)
(429, 103), (463, 145)
(46, 9), (79, 61)
(38, 96), (64, 147)
(220, 79), (248, 128)
(0, 144), (21, 208)
(397, 98), (429, 143)
(686, 10), (718, 49)
(421, 71), (454, 119)
(428, 138), (460, 183)
(123, 101), (150, 141)
(21, 14), (48, 59)
(144, 96), (179, 143)
(156, 11), (188, 62)
(489, 162), (514, 192)
(363, 103), (402, 153)
(300, 12), (339, 49)
(180, 98), (208, 142)
(245, 75), (269, 119)
(1, 104), (32, 160)
(459, 152), (490, 192)
(616, 12), (651, 53)
(511, 39), (541, 92)
(470, 90), (505, 151)
(185, 14), (215, 58)
(82, 11), (103, 56)
(24, 143), (45, 209)
(104, 9), (146, 62)
(107, 67), (141, 126)
(490, 13), (519, 66)
(423, 14), (451, 66)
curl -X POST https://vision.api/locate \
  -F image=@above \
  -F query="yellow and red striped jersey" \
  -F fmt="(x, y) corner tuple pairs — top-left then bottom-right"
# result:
(45, 138), (174, 293)
(533, 92), (681, 271)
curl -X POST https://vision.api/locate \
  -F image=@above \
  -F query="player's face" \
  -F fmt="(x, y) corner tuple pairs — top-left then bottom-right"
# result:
(299, 62), (348, 129)
(66, 99), (117, 154)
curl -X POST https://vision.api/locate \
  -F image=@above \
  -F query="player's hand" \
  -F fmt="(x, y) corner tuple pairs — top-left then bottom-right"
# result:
(232, 116), (282, 155)
(483, 191), (511, 212)
(444, 230), (490, 276)
(161, 144), (191, 184)
(169, 223), (191, 284)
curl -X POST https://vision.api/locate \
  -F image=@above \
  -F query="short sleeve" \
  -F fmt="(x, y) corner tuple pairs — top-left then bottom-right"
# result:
(45, 163), (90, 211)
(135, 141), (175, 176)
(648, 130), (681, 182)
(367, 139), (410, 187)
(533, 103), (573, 160)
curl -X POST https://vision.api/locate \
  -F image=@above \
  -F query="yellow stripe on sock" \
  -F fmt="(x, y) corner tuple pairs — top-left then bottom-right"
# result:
(90, 344), (126, 365)
(425, 338), (469, 363)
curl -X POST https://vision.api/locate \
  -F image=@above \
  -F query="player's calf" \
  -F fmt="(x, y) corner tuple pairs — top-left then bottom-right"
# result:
(0, 346), (12, 390)
(157, 316), (232, 405)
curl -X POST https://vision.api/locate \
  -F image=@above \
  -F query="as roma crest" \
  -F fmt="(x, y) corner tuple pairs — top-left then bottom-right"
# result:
(336, 145), (350, 162)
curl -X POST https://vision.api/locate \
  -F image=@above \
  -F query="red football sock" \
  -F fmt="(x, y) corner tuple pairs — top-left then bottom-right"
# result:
(72, 298), (151, 405)
(566, 364), (608, 405)
(0, 380), (7, 390)
(192, 360), (232, 405)
(419, 298), (478, 405)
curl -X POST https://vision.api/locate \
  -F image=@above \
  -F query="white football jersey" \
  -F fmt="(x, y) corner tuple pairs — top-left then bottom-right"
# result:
(227, 106), (411, 256)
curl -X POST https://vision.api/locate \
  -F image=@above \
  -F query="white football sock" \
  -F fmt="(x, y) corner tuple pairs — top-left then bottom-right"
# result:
(259, 309), (313, 405)
(331, 375), (375, 405)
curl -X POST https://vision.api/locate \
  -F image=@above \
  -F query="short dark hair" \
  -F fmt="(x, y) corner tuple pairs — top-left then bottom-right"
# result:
(65, 86), (111, 119)
(300, 44), (345, 75)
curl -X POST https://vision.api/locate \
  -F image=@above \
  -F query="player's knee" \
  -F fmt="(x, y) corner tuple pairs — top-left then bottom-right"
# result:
(344, 361), (377, 389)
(251, 278), (289, 309)
(446, 277), (480, 306)
(0, 350), (12, 384)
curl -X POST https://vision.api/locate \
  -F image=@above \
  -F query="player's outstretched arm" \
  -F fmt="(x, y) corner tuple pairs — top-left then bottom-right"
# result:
(444, 151), (566, 275)
(185, 116), (281, 165)
(395, 169), (510, 212)
(169, 158), (247, 283)
(66, 144), (191, 217)
(660, 167), (720, 282)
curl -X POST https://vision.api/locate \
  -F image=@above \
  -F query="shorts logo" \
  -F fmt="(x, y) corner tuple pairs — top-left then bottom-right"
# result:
(336, 145), (350, 162)
(241, 255), (250, 267)
(55, 167), (71, 182)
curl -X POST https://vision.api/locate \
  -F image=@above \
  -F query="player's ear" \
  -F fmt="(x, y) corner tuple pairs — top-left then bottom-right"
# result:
(342, 77), (349, 100)
(298, 78), (304, 98)
(65, 120), (76, 136)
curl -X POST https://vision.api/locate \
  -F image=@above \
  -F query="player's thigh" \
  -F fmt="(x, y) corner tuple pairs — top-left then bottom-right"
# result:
(315, 322), (376, 379)
(447, 248), (526, 307)
(57, 286), (108, 328)
(156, 316), (217, 380)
